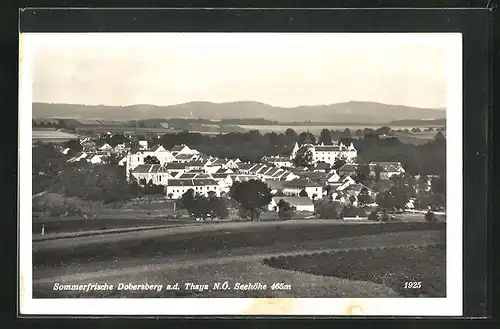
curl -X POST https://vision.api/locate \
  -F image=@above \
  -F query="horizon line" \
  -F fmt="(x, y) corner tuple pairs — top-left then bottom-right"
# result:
(32, 100), (447, 110)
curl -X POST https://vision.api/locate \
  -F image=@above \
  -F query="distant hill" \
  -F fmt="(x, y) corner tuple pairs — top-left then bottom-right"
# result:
(32, 101), (446, 124)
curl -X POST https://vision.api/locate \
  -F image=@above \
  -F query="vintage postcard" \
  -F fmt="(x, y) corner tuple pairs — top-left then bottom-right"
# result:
(20, 32), (462, 316)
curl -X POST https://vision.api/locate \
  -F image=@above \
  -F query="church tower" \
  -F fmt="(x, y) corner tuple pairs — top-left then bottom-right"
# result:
(291, 142), (299, 159)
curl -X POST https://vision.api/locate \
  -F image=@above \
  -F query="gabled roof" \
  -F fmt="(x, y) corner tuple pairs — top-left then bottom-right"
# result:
(314, 162), (331, 170)
(272, 197), (313, 206)
(165, 162), (188, 170)
(230, 175), (260, 182)
(178, 173), (197, 179)
(212, 173), (231, 179)
(284, 178), (322, 188)
(343, 183), (370, 192)
(265, 179), (285, 190)
(339, 163), (359, 172)
(131, 164), (154, 173)
(167, 178), (218, 186)
(170, 145), (188, 152)
(262, 156), (291, 162)
(314, 145), (343, 152)
(185, 160), (205, 167)
(299, 172), (328, 179)
(176, 153), (196, 160)
(146, 145), (162, 152)
(237, 163), (259, 171)
(266, 167), (282, 177)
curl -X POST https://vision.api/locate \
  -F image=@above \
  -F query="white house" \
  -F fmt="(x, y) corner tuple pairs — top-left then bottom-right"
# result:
(88, 154), (106, 164)
(130, 164), (171, 185)
(336, 176), (357, 191)
(261, 156), (293, 168)
(165, 178), (221, 199)
(118, 157), (127, 167)
(291, 141), (357, 165)
(282, 179), (322, 200)
(369, 162), (406, 179)
(210, 158), (240, 169)
(125, 145), (177, 178)
(138, 140), (148, 150)
(99, 143), (112, 151)
(268, 197), (314, 213)
(67, 152), (88, 163)
(170, 144), (200, 156)
(326, 171), (342, 184)
(175, 153), (200, 163)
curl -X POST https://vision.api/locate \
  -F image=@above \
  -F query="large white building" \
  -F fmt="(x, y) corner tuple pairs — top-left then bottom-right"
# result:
(125, 145), (187, 180)
(165, 178), (222, 199)
(290, 141), (357, 165)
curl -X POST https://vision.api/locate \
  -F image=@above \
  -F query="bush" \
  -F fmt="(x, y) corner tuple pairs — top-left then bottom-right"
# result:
(381, 212), (390, 222)
(425, 210), (437, 222)
(368, 210), (379, 221)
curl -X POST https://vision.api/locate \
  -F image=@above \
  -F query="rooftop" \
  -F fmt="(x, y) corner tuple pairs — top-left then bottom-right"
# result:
(272, 196), (313, 206)
(167, 178), (218, 186)
(284, 178), (322, 188)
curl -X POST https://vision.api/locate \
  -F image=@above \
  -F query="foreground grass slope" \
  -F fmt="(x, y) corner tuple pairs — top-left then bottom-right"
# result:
(33, 221), (445, 268)
(265, 244), (445, 297)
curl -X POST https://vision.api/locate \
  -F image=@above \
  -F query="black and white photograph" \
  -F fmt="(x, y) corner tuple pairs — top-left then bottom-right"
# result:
(20, 32), (462, 316)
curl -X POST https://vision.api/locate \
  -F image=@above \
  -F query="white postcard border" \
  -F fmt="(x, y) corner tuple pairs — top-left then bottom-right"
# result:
(19, 32), (462, 316)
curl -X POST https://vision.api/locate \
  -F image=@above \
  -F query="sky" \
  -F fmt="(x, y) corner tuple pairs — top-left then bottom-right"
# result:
(27, 33), (456, 109)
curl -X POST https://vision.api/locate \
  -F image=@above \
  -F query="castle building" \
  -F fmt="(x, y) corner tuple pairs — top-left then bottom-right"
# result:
(290, 141), (357, 166)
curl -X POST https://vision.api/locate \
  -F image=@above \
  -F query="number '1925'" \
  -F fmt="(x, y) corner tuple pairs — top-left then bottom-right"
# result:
(404, 281), (422, 289)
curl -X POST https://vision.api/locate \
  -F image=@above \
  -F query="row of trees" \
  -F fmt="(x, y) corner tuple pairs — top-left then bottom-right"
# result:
(150, 128), (445, 175)
(179, 189), (229, 220)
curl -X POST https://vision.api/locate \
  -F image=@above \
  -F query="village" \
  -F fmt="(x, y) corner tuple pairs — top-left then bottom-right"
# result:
(41, 129), (445, 222)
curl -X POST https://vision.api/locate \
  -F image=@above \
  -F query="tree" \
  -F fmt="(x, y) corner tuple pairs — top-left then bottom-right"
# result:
(357, 187), (372, 206)
(298, 132), (316, 145)
(332, 158), (347, 170)
(50, 163), (132, 206)
(274, 190), (285, 197)
(191, 195), (210, 220)
(230, 180), (273, 222)
(341, 128), (352, 138)
(277, 199), (295, 220)
(180, 189), (195, 212)
(319, 129), (333, 145)
(380, 211), (391, 222)
(375, 126), (391, 136)
(293, 146), (315, 169)
(354, 164), (371, 183)
(431, 175), (446, 194)
(315, 200), (338, 219)
(376, 191), (394, 211)
(348, 195), (357, 205)
(368, 210), (379, 221)
(64, 139), (83, 156)
(299, 189), (309, 197)
(425, 209), (437, 222)
(215, 197), (229, 219)
(373, 165), (383, 181)
(144, 155), (160, 164)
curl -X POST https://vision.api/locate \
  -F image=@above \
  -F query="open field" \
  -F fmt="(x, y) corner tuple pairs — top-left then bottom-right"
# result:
(265, 244), (445, 297)
(394, 131), (440, 145)
(33, 228), (445, 298)
(238, 124), (443, 135)
(33, 220), (445, 270)
(32, 129), (79, 143)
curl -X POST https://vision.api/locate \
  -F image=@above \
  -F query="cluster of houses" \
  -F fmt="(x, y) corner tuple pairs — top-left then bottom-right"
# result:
(115, 139), (412, 213)
(58, 134), (425, 214)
